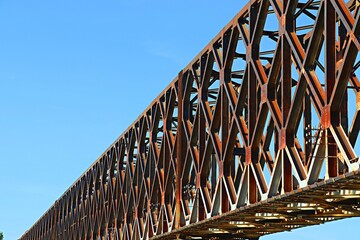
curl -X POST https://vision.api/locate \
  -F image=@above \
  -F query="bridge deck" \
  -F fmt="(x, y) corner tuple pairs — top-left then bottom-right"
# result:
(152, 170), (360, 239)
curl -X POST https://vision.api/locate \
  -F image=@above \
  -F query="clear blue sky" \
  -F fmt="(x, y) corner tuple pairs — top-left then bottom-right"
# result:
(0, 1), (358, 239)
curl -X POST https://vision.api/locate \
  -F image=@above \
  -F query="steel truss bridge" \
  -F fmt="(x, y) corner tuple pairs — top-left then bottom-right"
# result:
(21, 0), (360, 239)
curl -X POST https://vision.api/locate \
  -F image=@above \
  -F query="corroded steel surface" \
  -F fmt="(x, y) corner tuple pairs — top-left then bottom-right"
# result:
(20, 0), (360, 239)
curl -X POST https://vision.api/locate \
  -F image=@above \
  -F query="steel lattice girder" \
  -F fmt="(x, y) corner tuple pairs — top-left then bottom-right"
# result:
(20, 0), (360, 239)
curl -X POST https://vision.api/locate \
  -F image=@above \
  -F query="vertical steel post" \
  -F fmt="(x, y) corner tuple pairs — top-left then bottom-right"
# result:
(247, 0), (259, 204)
(199, 59), (207, 220)
(325, 0), (338, 178)
(281, 0), (293, 192)
(51, 206), (57, 240)
(175, 71), (184, 229)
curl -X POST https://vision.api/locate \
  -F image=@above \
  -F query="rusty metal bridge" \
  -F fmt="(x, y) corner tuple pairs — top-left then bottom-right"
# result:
(21, 0), (360, 239)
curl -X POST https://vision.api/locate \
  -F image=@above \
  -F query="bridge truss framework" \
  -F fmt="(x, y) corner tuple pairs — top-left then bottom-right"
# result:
(21, 0), (360, 239)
